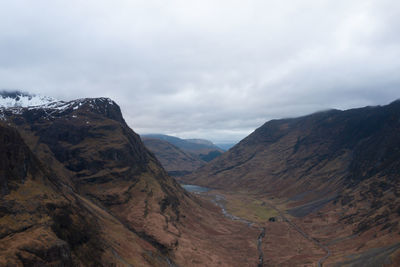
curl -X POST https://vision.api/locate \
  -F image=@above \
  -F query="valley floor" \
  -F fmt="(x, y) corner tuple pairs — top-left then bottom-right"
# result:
(187, 187), (400, 267)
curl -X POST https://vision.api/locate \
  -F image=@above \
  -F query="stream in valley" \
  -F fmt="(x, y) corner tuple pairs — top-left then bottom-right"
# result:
(181, 184), (265, 266)
(182, 184), (331, 266)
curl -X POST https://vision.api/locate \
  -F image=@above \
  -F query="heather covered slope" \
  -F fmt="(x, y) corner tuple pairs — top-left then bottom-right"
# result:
(183, 100), (400, 243)
(0, 97), (261, 266)
(179, 100), (400, 265)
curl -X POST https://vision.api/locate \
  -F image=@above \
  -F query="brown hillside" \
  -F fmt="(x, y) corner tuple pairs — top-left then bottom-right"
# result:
(0, 98), (260, 266)
(182, 100), (400, 265)
(0, 123), (175, 266)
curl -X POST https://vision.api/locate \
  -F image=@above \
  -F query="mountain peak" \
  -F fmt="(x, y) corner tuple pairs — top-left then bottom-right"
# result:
(0, 94), (123, 123)
(0, 90), (57, 108)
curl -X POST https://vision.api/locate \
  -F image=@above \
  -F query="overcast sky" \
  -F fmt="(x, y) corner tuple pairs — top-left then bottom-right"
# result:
(1, 0), (399, 143)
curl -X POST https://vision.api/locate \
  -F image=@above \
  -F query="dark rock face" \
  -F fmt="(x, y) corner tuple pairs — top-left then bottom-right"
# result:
(0, 124), (105, 266)
(3, 98), (156, 188)
(0, 98), (188, 265)
(0, 125), (41, 195)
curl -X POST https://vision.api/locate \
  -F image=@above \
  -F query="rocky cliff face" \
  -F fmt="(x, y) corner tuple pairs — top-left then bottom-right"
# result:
(0, 96), (261, 266)
(1, 98), (184, 253)
(0, 123), (108, 266)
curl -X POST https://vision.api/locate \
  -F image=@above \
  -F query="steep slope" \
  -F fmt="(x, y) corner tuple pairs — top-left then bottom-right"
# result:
(0, 124), (77, 266)
(0, 123), (174, 266)
(185, 100), (400, 199)
(183, 100), (400, 262)
(1, 96), (261, 266)
(142, 137), (205, 176)
(1, 98), (186, 253)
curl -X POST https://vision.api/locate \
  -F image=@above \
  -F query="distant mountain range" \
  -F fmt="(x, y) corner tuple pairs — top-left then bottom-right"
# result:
(141, 137), (205, 176)
(141, 134), (225, 176)
(142, 134), (224, 153)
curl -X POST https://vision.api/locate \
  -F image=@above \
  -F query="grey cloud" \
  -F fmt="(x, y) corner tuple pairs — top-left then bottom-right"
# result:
(0, 0), (399, 142)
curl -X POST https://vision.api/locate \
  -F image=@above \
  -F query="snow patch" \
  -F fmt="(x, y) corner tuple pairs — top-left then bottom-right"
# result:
(0, 92), (57, 108)
(0, 94), (117, 121)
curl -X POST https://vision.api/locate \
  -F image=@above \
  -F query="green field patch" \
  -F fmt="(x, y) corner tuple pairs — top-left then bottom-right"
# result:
(225, 196), (278, 223)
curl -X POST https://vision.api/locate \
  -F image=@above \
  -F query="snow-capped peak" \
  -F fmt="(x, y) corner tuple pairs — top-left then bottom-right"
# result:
(0, 91), (120, 122)
(0, 91), (58, 108)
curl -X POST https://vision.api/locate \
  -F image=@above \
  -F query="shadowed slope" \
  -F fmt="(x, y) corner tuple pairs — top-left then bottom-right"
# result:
(0, 123), (171, 266)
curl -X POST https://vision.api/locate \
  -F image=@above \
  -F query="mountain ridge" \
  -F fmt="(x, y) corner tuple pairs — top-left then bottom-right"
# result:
(142, 134), (224, 153)
(142, 137), (205, 177)
(142, 134), (224, 176)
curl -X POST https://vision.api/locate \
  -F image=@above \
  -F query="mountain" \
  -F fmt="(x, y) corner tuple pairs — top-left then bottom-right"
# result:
(182, 100), (400, 265)
(142, 137), (204, 176)
(141, 134), (224, 176)
(0, 97), (184, 265)
(185, 138), (216, 147)
(0, 123), (100, 265)
(0, 122), (176, 266)
(0, 94), (260, 266)
(142, 134), (224, 155)
(184, 101), (400, 195)
(0, 90), (57, 108)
